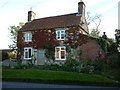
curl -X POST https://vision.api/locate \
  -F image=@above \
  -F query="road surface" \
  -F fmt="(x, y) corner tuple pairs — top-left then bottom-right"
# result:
(1, 81), (119, 89)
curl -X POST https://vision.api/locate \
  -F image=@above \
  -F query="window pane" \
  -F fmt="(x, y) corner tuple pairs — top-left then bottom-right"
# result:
(56, 48), (59, 51)
(25, 52), (28, 58)
(29, 49), (31, 58)
(61, 34), (64, 36)
(57, 31), (60, 37)
(57, 37), (60, 39)
(56, 48), (60, 59)
(28, 33), (32, 41)
(26, 33), (29, 41)
(61, 34), (65, 39)
(57, 31), (60, 39)
(61, 51), (65, 59)
(61, 31), (64, 33)
(25, 33), (27, 41)
(56, 51), (59, 58)
(61, 48), (65, 50)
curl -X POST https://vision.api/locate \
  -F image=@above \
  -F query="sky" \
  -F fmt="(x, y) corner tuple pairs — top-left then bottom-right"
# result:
(0, 0), (118, 49)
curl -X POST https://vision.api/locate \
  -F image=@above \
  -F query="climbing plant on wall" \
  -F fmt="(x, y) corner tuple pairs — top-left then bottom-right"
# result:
(18, 27), (90, 61)
(44, 43), (55, 60)
(91, 37), (110, 52)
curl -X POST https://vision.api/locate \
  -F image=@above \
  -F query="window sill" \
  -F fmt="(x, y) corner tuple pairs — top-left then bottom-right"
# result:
(57, 39), (65, 41)
(55, 59), (66, 60)
(23, 58), (32, 60)
(24, 41), (32, 42)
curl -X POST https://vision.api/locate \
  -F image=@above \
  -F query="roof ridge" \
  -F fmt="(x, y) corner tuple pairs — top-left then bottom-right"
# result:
(34, 12), (78, 21)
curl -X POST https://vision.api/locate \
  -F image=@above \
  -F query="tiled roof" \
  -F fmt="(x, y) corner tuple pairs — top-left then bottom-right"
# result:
(20, 13), (82, 31)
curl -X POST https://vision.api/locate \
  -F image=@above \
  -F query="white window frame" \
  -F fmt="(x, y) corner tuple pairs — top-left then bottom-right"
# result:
(24, 47), (33, 60)
(55, 46), (66, 60)
(56, 30), (65, 40)
(24, 32), (32, 42)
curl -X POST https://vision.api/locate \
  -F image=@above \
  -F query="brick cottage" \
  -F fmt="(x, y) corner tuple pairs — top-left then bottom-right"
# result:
(17, 1), (104, 65)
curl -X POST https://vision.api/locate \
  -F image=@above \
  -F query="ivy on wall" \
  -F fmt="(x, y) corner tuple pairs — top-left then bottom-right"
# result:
(44, 43), (55, 60)
(64, 27), (90, 48)
(17, 27), (91, 61)
(91, 37), (110, 52)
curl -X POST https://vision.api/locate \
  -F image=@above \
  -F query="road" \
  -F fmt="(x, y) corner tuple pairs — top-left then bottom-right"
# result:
(1, 81), (119, 89)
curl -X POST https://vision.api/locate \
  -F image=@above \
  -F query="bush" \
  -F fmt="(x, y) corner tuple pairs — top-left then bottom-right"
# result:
(114, 71), (120, 82)
(65, 58), (80, 66)
(40, 59), (104, 74)
(107, 42), (118, 53)
(79, 59), (105, 74)
(43, 65), (60, 71)
(92, 60), (104, 71)
(103, 53), (120, 69)
(13, 64), (37, 69)
(80, 67), (90, 73)
(8, 52), (17, 59)
(2, 52), (9, 60)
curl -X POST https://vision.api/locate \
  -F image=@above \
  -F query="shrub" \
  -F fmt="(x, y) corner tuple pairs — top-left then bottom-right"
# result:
(92, 60), (104, 71)
(104, 53), (120, 69)
(65, 58), (80, 67)
(79, 59), (104, 74)
(13, 62), (37, 69)
(8, 52), (17, 59)
(80, 67), (90, 73)
(2, 52), (9, 60)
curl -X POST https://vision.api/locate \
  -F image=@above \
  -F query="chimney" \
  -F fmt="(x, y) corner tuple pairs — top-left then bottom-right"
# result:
(102, 32), (107, 39)
(28, 10), (36, 22)
(77, 0), (85, 17)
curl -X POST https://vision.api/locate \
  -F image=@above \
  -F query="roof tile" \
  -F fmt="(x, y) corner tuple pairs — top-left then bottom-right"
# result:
(20, 13), (81, 31)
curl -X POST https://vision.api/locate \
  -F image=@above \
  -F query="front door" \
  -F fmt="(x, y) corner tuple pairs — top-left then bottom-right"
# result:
(37, 49), (45, 65)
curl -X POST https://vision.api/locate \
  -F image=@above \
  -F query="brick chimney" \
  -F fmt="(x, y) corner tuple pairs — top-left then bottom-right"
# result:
(77, 0), (85, 17)
(28, 10), (36, 22)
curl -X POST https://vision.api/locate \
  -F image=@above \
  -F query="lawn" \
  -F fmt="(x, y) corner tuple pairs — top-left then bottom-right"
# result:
(2, 70), (120, 87)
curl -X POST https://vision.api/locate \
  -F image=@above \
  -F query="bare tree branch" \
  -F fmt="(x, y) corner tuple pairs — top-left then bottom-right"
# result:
(86, 12), (102, 37)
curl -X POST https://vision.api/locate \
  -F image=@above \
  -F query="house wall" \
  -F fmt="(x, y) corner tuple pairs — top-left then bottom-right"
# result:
(17, 27), (104, 64)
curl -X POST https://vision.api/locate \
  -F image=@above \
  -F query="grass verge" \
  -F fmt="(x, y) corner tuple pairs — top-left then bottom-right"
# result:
(2, 70), (120, 87)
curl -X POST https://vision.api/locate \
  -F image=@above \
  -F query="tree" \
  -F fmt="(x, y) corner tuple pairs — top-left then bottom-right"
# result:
(90, 28), (100, 37)
(115, 29), (120, 52)
(8, 22), (24, 50)
(86, 12), (102, 37)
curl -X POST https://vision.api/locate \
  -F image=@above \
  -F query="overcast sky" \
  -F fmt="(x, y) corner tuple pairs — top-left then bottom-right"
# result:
(0, 0), (118, 49)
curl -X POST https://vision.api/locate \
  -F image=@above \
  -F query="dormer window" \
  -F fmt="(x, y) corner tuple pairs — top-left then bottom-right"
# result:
(24, 32), (32, 42)
(56, 30), (65, 40)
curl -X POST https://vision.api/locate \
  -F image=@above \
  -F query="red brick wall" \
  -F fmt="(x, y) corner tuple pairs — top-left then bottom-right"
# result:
(80, 40), (104, 60)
